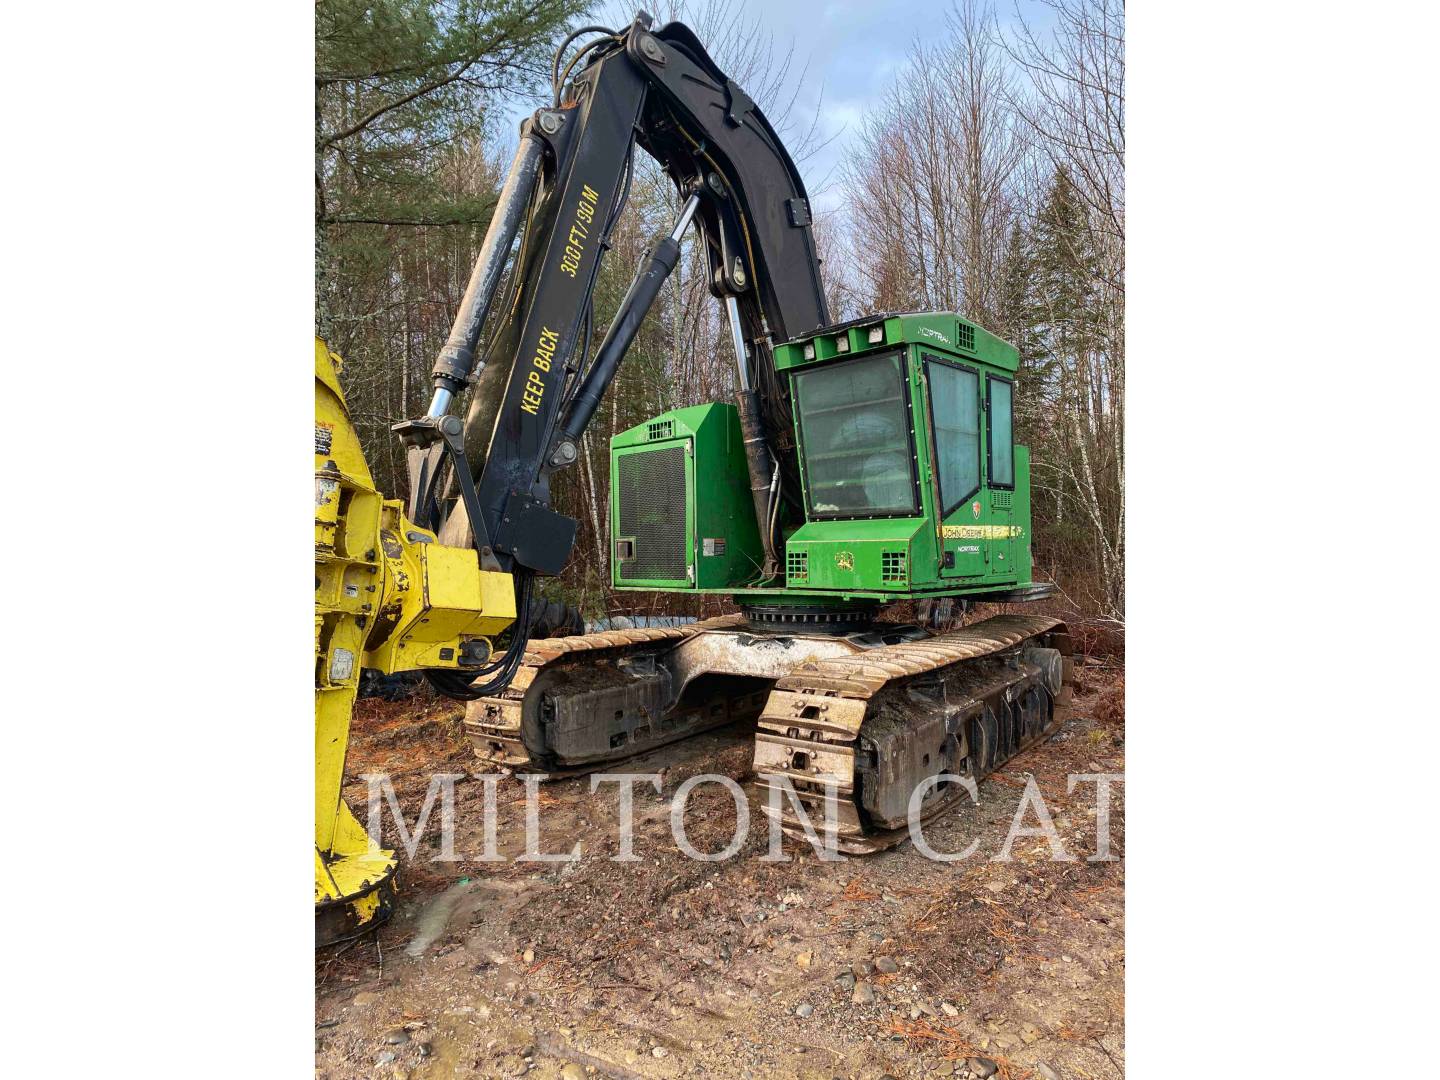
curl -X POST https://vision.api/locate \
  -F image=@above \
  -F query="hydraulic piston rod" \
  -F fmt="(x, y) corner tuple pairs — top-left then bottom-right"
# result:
(427, 131), (546, 415)
(725, 294), (751, 391)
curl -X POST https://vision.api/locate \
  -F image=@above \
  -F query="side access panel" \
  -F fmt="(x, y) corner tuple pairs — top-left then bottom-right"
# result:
(612, 438), (694, 587)
(610, 404), (763, 591)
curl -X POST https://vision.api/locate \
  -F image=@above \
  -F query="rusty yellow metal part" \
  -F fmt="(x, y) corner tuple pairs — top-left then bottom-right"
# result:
(315, 339), (515, 945)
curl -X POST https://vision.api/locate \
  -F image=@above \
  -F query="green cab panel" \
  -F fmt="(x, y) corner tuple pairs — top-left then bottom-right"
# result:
(783, 518), (927, 592)
(610, 403), (762, 590)
(772, 312), (1018, 374)
(933, 447), (1032, 584)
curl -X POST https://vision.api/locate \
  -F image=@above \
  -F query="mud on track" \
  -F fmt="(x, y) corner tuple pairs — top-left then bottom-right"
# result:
(317, 663), (1125, 1080)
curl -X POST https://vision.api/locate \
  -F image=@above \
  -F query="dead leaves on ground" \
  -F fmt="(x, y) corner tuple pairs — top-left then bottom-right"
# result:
(887, 1017), (1034, 1078)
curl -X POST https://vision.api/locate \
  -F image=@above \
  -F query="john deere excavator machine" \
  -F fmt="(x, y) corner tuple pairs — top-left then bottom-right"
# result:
(316, 11), (1069, 941)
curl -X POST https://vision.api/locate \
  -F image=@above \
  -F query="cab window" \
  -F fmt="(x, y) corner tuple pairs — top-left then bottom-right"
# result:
(988, 375), (1014, 488)
(925, 357), (980, 513)
(793, 352), (918, 517)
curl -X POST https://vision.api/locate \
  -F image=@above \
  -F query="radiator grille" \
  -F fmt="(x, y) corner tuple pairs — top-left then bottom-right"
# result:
(957, 321), (976, 352)
(991, 490), (1012, 510)
(787, 548), (808, 582)
(616, 446), (688, 581)
(881, 549), (907, 583)
(646, 419), (674, 441)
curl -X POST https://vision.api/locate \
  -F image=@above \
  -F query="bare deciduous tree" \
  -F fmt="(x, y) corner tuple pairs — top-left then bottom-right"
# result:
(837, 0), (1125, 618)
(843, 0), (1028, 327)
(1007, 0), (1125, 617)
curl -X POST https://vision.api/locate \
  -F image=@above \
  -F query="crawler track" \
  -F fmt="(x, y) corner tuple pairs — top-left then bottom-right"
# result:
(752, 614), (1071, 854)
(469, 612), (1071, 854)
(465, 615), (754, 774)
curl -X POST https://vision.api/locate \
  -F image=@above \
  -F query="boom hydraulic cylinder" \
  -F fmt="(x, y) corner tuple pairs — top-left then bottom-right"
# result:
(554, 193), (701, 457)
(427, 131), (546, 414)
(726, 294), (780, 580)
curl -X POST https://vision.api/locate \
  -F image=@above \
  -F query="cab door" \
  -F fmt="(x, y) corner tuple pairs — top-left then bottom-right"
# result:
(985, 374), (1016, 580)
(922, 354), (984, 580)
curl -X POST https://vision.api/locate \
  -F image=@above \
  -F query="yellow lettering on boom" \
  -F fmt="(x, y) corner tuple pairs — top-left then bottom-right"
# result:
(558, 184), (601, 278)
(519, 326), (561, 416)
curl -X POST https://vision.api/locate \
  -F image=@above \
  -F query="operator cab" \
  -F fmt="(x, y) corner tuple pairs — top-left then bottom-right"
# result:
(776, 312), (1028, 594)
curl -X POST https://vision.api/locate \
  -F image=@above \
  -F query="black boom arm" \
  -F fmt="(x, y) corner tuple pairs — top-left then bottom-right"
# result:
(398, 11), (828, 587)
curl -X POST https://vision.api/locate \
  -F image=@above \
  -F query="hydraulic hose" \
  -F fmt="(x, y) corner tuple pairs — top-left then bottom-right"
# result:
(425, 573), (534, 700)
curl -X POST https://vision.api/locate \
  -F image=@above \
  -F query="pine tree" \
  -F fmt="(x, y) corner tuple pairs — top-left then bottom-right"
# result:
(314, 0), (585, 493)
(1029, 166), (1102, 366)
(994, 219), (1053, 430)
(1025, 164), (1123, 609)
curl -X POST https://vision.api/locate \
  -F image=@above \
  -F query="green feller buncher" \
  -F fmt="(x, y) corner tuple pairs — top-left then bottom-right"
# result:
(397, 12), (1071, 854)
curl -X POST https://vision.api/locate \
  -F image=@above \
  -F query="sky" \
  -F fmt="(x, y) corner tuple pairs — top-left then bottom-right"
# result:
(737, 0), (971, 215)
(502, 1), (1055, 217)
(747, 0), (1056, 214)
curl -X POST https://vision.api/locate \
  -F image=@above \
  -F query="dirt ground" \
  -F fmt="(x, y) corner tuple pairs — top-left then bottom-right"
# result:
(316, 660), (1125, 1080)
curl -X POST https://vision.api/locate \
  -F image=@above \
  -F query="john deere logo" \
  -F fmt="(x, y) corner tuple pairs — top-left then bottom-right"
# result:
(834, 551), (855, 571)
(971, 500), (982, 519)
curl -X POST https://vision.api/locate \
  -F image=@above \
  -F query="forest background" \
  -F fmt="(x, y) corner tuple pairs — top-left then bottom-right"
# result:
(315, 0), (1125, 623)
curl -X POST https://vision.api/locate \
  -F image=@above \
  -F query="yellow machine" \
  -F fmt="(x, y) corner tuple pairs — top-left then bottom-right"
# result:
(314, 339), (515, 945)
